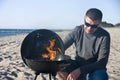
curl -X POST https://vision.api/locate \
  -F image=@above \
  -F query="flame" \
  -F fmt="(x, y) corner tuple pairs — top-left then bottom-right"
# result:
(42, 39), (56, 61)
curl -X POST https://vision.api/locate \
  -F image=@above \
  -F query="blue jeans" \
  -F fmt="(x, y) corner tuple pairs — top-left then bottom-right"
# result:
(87, 69), (108, 80)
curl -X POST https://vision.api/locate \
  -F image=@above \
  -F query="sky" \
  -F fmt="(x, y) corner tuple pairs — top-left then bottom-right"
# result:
(0, 0), (120, 29)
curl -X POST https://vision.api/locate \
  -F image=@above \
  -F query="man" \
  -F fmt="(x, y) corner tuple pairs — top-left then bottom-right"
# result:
(58, 8), (110, 80)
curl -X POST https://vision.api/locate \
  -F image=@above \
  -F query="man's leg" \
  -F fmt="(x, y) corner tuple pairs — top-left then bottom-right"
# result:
(88, 69), (108, 80)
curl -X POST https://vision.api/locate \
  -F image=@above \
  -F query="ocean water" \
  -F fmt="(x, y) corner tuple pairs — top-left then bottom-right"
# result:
(0, 29), (34, 37)
(0, 29), (65, 37)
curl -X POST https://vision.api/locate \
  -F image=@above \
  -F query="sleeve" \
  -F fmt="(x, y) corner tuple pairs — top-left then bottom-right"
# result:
(80, 33), (111, 74)
(63, 30), (75, 50)
(63, 26), (81, 50)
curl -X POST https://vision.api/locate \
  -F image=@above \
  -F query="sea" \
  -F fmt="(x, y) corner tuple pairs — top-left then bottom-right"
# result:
(0, 29), (33, 37)
(0, 29), (65, 37)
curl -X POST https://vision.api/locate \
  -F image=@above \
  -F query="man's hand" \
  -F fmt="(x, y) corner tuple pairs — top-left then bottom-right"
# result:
(67, 68), (81, 80)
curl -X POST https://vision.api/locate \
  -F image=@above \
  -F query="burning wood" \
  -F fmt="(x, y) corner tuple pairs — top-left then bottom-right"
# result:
(42, 39), (56, 61)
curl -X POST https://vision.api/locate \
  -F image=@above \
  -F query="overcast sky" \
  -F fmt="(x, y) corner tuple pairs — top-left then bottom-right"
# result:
(0, 0), (120, 29)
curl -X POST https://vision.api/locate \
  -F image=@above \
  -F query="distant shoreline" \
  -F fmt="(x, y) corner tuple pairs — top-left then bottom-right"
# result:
(1, 27), (119, 37)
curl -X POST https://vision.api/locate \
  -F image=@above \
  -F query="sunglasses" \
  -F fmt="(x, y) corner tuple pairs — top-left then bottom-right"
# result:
(85, 21), (98, 28)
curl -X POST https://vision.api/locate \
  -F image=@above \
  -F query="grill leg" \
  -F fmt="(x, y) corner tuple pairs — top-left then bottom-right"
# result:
(34, 72), (57, 80)
(51, 76), (56, 80)
(49, 74), (57, 80)
(34, 74), (38, 80)
(34, 72), (40, 80)
(49, 74), (52, 80)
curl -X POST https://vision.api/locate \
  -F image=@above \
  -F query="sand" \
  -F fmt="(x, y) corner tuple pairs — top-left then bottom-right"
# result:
(0, 27), (120, 80)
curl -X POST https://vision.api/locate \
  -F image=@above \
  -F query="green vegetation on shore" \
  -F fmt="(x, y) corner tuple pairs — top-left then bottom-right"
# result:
(101, 21), (120, 27)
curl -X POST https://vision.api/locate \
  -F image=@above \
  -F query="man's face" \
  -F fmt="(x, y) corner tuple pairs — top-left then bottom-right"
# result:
(84, 16), (101, 34)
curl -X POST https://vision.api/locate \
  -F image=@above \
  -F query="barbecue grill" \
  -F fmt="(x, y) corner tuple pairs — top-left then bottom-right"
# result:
(21, 29), (70, 80)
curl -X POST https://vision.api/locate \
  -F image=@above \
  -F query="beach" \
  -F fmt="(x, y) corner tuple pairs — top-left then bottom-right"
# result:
(0, 27), (120, 80)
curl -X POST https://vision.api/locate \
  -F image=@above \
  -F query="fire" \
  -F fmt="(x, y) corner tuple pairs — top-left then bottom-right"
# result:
(42, 39), (56, 61)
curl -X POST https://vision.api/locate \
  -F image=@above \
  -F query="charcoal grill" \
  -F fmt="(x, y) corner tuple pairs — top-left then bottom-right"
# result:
(21, 29), (70, 80)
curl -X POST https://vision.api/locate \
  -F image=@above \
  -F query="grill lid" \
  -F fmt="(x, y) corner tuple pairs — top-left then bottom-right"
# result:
(21, 29), (65, 61)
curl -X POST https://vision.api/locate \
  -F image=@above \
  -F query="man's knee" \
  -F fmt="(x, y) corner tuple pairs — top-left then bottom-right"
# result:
(88, 69), (108, 80)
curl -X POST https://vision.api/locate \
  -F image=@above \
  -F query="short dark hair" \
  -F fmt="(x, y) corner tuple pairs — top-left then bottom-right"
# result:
(85, 8), (103, 21)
